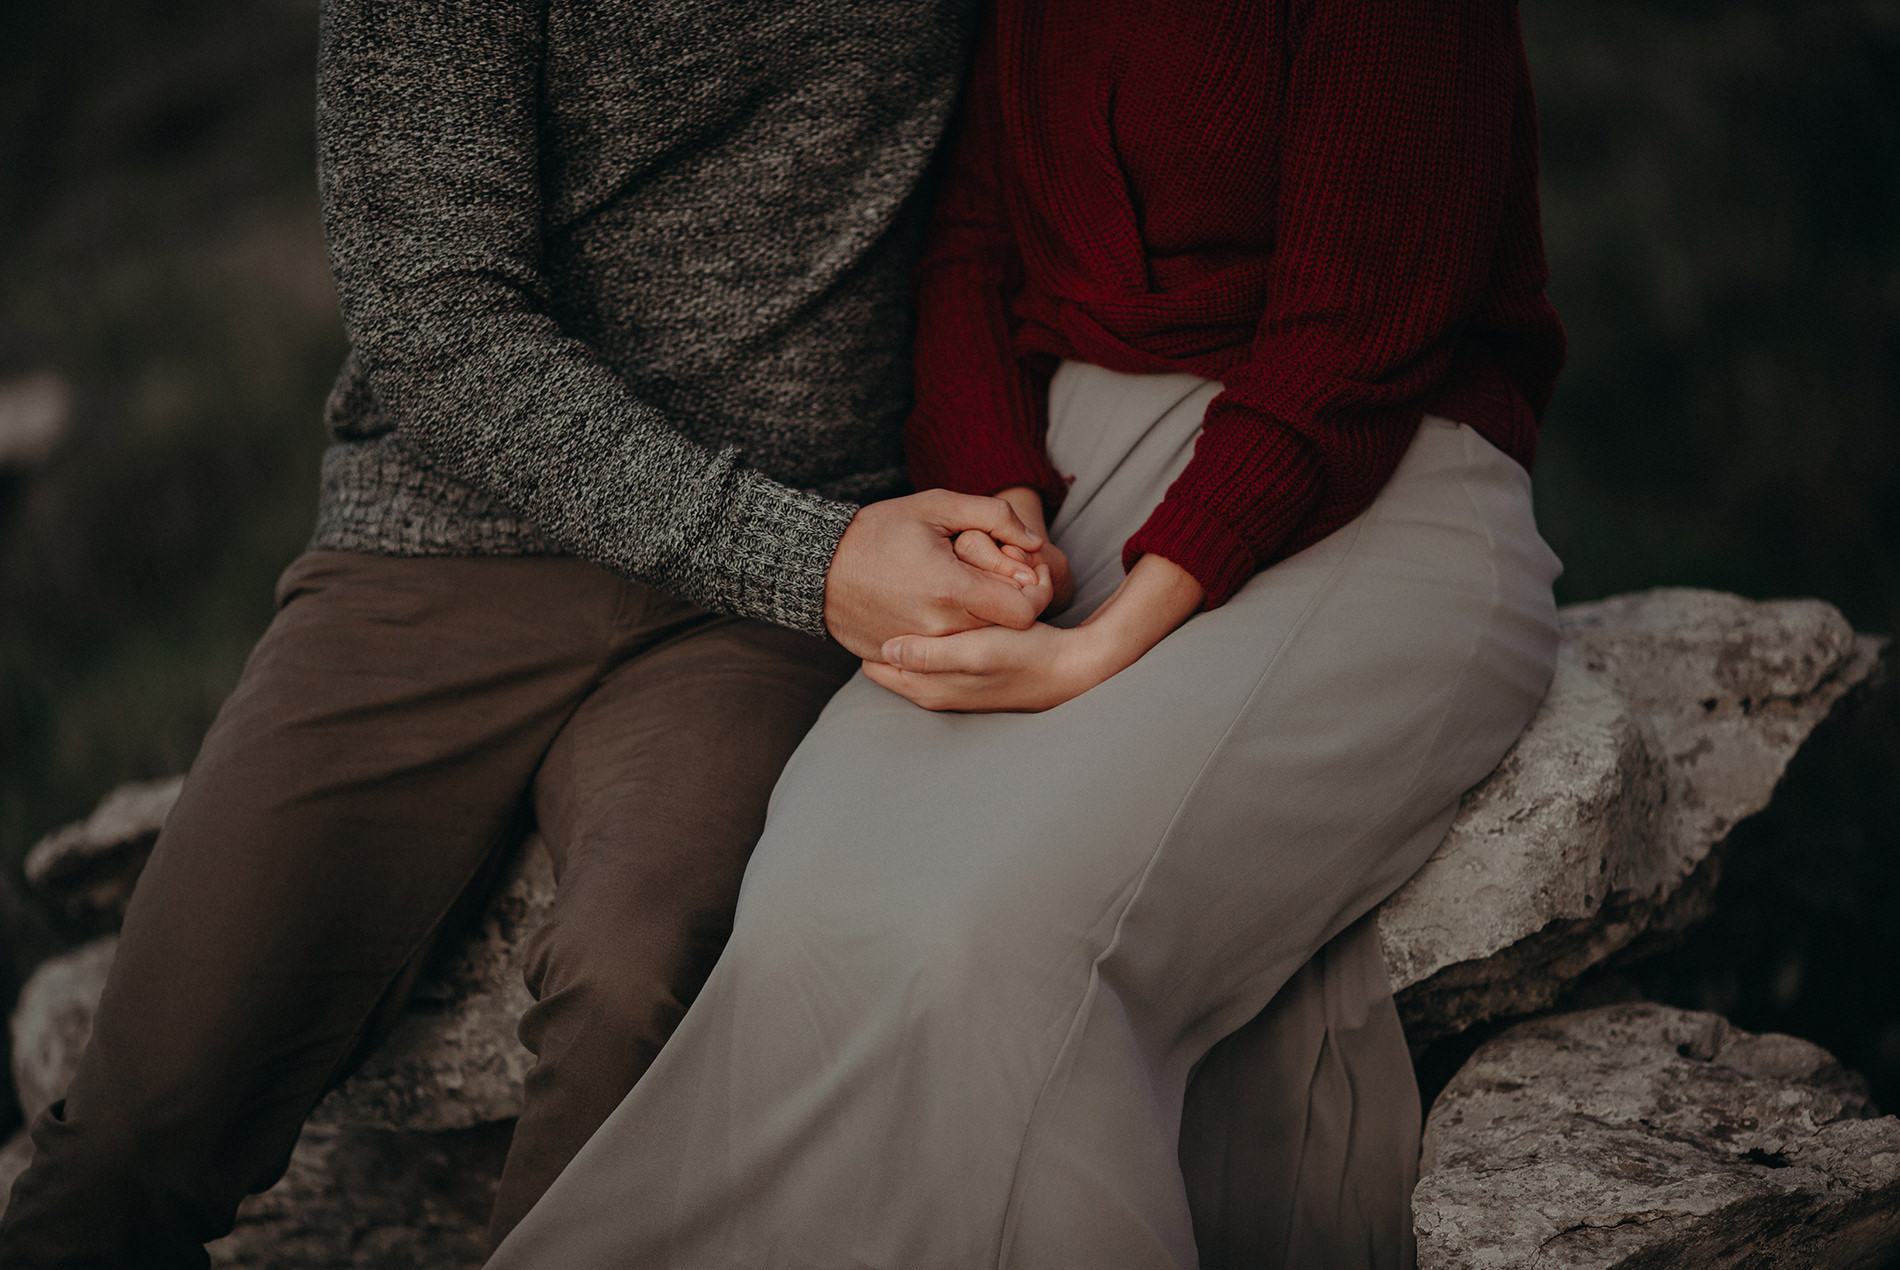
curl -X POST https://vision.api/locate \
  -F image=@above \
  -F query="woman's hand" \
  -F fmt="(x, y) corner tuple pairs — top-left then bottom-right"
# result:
(863, 620), (1107, 712)
(864, 552), (1206, 712)
(950, 531), (1057, 616)
(950, 486), (1075, 617)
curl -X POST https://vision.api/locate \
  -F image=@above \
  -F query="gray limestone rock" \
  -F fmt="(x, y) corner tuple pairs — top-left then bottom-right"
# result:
(311, 843), (551, 1132)
(1381, 589), (1881, 1043)
(9, 936), (116, 1124)
(23, 776), (183, 928)
(209, 1122), (510, 1269)
(1414, 1002), (1900, 1269)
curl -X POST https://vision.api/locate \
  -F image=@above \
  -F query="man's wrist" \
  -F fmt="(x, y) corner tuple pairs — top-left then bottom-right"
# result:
(820, 502), (876, 651)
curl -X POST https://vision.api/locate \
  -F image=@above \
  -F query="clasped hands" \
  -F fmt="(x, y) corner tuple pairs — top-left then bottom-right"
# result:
(824, 486), (1203, 713)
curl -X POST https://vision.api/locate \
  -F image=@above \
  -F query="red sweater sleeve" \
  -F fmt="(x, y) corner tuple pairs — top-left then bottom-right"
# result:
(904, 27), (1068, 515)
(1124, 1), (1524, 605)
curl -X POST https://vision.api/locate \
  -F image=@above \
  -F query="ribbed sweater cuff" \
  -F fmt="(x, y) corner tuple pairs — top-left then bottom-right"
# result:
(728, 472), (859, 637)
(1121, 497), (1259, 610)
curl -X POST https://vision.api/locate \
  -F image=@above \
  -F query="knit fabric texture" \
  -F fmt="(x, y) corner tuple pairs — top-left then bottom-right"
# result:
(312, 0), (977, 636)
(905, 0), (1566, 608)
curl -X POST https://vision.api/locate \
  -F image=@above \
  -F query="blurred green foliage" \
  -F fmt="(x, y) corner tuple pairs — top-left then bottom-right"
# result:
(0, 0), (1895, 1100)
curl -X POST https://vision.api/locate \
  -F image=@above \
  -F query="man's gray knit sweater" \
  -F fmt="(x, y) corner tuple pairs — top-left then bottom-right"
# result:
(312, 0), (977, 636)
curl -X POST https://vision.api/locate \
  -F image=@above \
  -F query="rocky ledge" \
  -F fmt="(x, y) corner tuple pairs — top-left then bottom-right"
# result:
(1415, 1003), (1900, 1269)
(0, 588), (1888, 1266)
(1383, 588), (1880, 1044)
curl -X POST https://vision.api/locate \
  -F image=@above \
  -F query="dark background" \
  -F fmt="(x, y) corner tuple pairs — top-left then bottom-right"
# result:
(2, 0), (1897, 1107)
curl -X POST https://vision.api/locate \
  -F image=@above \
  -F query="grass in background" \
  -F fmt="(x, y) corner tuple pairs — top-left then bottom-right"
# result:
(1527, 0), (1900, 631)
(0, 0), (1895, 1102)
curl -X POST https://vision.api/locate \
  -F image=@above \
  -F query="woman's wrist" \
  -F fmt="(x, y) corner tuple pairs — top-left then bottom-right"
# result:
(1074, 552), (1207, 675)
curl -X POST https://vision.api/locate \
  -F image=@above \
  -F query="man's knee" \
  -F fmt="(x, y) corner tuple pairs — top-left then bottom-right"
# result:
(518, 913), (723, 1066)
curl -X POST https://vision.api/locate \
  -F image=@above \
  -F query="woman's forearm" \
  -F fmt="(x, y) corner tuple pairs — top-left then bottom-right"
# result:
(1077, 552), (1206, 675)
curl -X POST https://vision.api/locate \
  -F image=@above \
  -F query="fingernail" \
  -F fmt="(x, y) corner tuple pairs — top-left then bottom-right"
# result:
(1015, 571), (1035, 586)
(881, 638), (905, 666)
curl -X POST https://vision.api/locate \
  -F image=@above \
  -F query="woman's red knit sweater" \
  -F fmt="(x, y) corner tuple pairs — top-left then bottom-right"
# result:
(905, 0), (1567, 607)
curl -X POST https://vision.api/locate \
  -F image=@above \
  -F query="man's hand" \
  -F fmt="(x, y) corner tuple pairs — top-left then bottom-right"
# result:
(824, 490), (1048, 659)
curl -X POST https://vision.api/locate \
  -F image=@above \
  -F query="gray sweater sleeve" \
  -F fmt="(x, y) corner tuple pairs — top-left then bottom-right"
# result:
(315, 0), (857, 636)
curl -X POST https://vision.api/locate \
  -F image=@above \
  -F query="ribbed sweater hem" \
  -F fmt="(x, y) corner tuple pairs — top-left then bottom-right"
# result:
(310, 436), (558, 559)
(310, 437), (859, 638)
(1122, 496), (1259, 610)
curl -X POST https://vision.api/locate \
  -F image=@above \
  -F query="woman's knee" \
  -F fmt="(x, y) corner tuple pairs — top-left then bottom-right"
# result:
(728, 862), (1080, 1030)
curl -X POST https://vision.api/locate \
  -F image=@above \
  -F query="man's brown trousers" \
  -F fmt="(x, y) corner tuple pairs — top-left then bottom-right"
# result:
(0, 551), (856, 1266)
